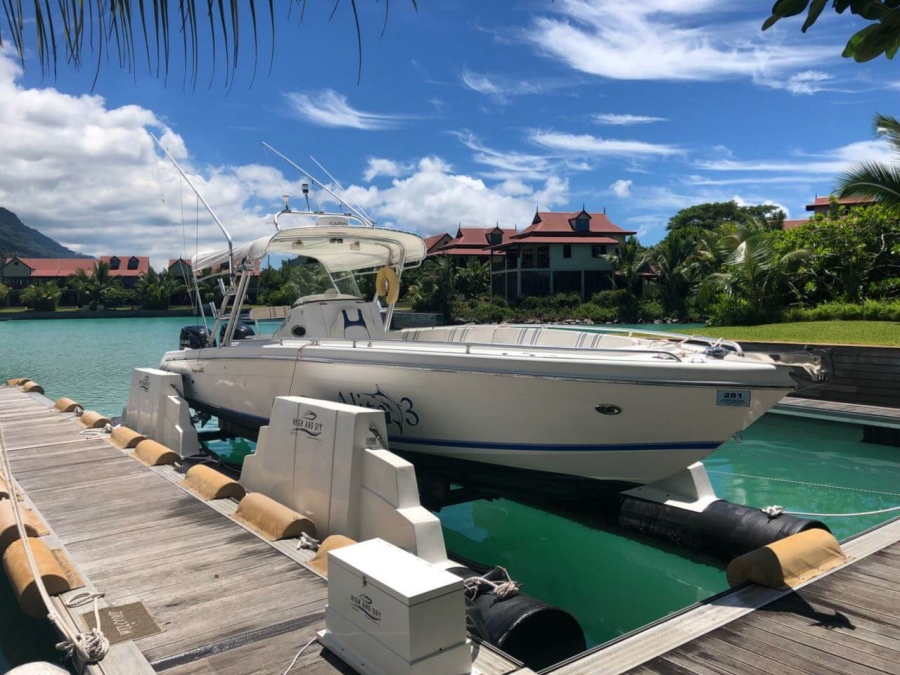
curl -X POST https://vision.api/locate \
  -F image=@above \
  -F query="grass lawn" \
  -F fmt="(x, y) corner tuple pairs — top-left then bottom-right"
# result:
(694, 321), (900, 346)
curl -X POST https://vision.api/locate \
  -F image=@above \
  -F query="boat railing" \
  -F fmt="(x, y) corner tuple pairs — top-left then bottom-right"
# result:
(509, 324), (745, 355)
(294, 338), (685, 362)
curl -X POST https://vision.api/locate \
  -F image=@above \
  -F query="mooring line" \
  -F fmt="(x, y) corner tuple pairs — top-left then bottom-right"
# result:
(706, 469), (900, 499)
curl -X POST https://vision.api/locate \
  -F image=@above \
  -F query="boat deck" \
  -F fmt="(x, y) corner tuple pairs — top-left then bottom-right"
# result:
(0, 386), (522, 675)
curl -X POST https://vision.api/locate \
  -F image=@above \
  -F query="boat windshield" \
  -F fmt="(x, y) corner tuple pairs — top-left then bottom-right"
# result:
(274, 258), (364, 303)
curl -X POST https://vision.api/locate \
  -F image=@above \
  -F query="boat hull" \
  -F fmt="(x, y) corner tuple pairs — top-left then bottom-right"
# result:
(162, 343), (789, 485)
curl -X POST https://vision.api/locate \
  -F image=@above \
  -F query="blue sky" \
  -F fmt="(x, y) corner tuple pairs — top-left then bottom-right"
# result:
(1, 1), (898, 266)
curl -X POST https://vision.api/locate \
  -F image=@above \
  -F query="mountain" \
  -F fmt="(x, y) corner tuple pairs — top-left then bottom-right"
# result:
(0, 207), (89, 258)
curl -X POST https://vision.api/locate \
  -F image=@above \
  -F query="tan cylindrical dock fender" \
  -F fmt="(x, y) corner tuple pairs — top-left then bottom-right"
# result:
(132, 440), (179, 466)
(77, 411), (111, 429)
(726, 529), (847, 589)
(19, 381), (44, 394)
(0, 500), (39, 556)
(110, 426), (146, 450)
(3, 538), (71, 618)
(6, 377), (31, 387)
(308, 535), (356, 578)
(182, 465), (246, 501)
(234, 493), (317, 541)
(52, 398), (81, 413)
(0, 477), (12, 501)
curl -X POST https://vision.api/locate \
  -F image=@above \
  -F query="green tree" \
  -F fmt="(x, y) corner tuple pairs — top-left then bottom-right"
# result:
(68, 261), (114, 308)
(775, 205), (900, 303)
(453, 260), (490, 300)
(838, 114), (900, 211)
(405, 256), (454, 317)
(0, 282), (9, 307)
(136, 269), (182, 310)
(20, 281), (63, 311)
(699, 233), (808, 309)
(763, 0), (900, 64)
(604, 237), (650, 295)
(667, 201), (785, 233)
(651, 231), (694, 309)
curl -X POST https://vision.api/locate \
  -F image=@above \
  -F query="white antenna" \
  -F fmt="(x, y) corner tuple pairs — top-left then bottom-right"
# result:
(150, 134), (234, 277)
(261, 142), (374, 227)
(310, 155), (375, 225)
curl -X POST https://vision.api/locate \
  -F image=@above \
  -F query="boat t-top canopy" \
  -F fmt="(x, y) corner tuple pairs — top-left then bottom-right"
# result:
(193, 215), (427, 275)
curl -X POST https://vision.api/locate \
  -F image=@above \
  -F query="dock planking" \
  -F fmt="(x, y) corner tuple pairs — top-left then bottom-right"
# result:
(773, 396), (900, 429)
(0, 387), (522, 675)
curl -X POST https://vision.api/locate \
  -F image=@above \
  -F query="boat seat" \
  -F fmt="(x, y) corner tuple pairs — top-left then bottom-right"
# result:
(534, 330), (583, 348)
(249, 306), (291, 321)
(593, 334), (641, 348)
(457, 326), (500, 344)
(329, 308), (371, 339)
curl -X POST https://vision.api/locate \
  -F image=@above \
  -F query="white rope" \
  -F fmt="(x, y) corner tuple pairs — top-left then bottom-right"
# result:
(463, 566), (521, 600)
(763, 503), (900, 518)
(296, 532), (320, 551)
(283, 637), (317, 674)
(0, 420), (110, 671)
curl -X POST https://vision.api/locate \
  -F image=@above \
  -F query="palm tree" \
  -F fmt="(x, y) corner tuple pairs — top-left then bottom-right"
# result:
(652, 231), (693, 301)
(0, 1), (418, 86)
(604, 236), (650, 295)
(698, 234), (808, 308)
(68, 261), (114, 308)
(838, 114), (900, 210)
(137, 269), (183, 310)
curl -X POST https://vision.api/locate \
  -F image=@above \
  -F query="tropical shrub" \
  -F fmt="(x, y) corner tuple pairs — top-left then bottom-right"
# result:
(706, 296), (783, 327)
(0, 283), (9, 307)
(20, 282), (63, 311)
(136, 269), (182, 310)
(637, 300), (665, 322)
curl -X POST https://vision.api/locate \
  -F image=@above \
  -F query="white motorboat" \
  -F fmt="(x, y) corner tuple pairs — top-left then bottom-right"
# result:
(158, 212), (828, 494)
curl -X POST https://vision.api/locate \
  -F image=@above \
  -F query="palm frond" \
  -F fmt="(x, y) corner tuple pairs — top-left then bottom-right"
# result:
(837, 160), (900, 204)
(0, 1), (416, 87)
(874, 113), (900, 154)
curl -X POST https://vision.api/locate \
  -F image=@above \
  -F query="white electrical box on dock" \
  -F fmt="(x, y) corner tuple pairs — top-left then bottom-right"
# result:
(318, 538), (472, 675)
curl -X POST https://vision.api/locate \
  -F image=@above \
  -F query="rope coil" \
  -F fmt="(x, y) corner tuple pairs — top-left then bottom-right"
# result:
(463, 566), (521, 601)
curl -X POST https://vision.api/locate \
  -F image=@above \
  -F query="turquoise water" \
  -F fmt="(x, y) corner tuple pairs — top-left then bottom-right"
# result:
(1, 317), (899, 668)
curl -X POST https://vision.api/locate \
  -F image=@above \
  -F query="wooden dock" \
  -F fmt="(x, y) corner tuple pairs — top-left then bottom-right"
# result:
(5, 383), (900, 675)
(774, 396), (900, 429)
(0, 386), (523, 675)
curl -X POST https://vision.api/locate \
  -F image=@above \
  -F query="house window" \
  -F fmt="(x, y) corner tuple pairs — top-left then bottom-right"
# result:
(536, 246), (549, 268)
(127, 257), (139, 270)
(488, 231), (503, 245)
(592, 244), (608, 258)
(108, 257), (120, 270)
(563, 244), (572, 259)
(522, 248), (535, 269)
(507, 248), (519, 269)
(575, 216), (590, 232)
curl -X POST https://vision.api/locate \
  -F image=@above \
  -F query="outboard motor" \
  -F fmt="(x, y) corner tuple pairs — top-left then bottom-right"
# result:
(179, 325), (209, 350)
(449, 566), (586, 670)
(218, 322), (255, 343)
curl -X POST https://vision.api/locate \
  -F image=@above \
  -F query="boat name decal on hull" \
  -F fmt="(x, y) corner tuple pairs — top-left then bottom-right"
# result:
(338, 385), (419, 434)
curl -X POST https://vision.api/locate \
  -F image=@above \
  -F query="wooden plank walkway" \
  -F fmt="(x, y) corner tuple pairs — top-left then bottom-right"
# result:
(0, 387), (522, 675)
(774, 397), (900, 429)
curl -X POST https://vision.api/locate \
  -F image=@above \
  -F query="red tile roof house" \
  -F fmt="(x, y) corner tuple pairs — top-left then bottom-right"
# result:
(426, 226), (513, 263)
(782, 195), (877, 230)
(488, 209), (636, 302)
(0, 255), (149, 306)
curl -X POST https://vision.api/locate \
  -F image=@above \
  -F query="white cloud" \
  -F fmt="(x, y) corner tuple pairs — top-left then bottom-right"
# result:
(453, 131), (557, 181)
(610, 179), (633, 197)
(335, 157), (569, 235)
(758, 69), (833, 95)
(459, 68), (565, 103)
(594, 113), (667, 125)
(524, 0), (834, 83)
(364, 158), (410, 182)
(695, 139), (896, 174)
(284, 89), (403, 130)
(531, 130), (682, 157)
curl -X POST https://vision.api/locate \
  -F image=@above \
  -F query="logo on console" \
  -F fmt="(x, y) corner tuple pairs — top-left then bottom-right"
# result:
(138, 375), (150, 392)
(350, 593), (381, 623)
(291, 409), (323, 437)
